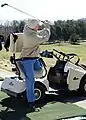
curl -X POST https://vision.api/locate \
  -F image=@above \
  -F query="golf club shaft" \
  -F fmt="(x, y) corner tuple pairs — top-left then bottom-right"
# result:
(1, 3), (52, 25)
(1, 3), (36, 19)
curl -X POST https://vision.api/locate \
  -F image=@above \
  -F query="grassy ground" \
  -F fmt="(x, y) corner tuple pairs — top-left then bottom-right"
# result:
(40, 42), (86, 63)
(0, 42), (86, 120)
(0, 42), (86, 71)
(1, 42), (86, 60)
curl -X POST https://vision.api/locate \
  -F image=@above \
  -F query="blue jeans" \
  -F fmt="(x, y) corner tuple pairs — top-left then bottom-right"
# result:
(19, 58), (42, 102)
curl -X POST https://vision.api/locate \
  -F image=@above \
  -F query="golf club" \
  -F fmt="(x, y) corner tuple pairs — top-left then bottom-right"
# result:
(1, 3), (35, 19)
(1, 3), (53, 26)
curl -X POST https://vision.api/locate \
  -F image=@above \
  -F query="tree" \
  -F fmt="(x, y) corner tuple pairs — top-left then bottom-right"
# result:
(49, 25), (57, 42)
(76, 19), (86, 39)
(4, 20), (11, 26)
(54, 21), (62, 40)
(11, 20), (20, 32)
(69, 33), (80, 45)
(62, 20), (76, 41)
(19, 21), (26, 32)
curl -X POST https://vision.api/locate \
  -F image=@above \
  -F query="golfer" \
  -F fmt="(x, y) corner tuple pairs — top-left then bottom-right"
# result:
(20, 19), (50, 111)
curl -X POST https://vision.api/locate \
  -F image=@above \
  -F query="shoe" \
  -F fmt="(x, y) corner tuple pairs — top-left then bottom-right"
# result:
(29, 102), (35, 109)
(30, 107), (40, 112)
(28, 102), (40, 112)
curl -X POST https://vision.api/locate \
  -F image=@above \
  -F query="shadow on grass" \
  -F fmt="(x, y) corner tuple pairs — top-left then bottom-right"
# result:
(45, 90), (86, 104)
(0, 91), (86, 120)
(0, 97), (47, 120)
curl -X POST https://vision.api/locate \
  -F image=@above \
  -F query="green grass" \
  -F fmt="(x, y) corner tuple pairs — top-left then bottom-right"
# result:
(0, 42), (86, 72)
(40, 42), (86, 63)
(1, 42), (86, 62)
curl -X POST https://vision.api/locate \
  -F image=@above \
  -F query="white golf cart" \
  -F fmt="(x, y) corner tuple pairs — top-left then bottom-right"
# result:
(1, 49), (86, 101)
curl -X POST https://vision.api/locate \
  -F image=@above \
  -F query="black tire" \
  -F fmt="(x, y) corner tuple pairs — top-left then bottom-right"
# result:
(34, 83), (46, 102)
(7, 94), (15, 98)
(7, 93), (21, 99)
(79, 78), (86, 95)
(21, 83), (46, 102)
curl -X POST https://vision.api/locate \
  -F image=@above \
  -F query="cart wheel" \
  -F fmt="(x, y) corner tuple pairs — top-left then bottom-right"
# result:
(7, 93), (16, 98)
(7, 93), (21, 99)
(79, 78), (86, 95)
(34, 83), (46, 101)
(22, 83), (46, 102)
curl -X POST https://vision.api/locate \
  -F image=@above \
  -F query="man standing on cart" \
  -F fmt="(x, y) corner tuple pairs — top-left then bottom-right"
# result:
(19, 19), (51, 111)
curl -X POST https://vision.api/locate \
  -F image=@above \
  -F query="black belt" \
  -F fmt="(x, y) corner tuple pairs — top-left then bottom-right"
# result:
(15, 57), (39, 61)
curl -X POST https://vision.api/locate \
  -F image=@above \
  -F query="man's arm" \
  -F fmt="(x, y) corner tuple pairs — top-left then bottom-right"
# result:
(37, 28), (51, 41)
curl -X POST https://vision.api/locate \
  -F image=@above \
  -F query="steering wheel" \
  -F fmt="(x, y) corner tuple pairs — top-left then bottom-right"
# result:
(53, 49), (80, 64)
(66, 53), (80, 65)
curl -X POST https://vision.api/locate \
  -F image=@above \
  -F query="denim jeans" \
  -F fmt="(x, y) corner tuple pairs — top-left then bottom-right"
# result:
(18, 58), (42, 102)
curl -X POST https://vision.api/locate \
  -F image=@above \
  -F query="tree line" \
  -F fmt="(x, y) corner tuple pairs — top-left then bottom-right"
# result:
(49, 18), (86, 44)
(1, 18), (86, 44)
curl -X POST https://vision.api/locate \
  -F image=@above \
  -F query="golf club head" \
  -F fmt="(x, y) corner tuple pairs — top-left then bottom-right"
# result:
(1, 3), (8, 7)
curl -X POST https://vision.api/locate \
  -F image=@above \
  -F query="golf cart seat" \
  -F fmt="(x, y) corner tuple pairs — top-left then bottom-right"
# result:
(47, 60), (68, 85)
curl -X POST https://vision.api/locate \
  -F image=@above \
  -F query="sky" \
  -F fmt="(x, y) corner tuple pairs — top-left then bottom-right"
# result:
(0, 0), (86, 24)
